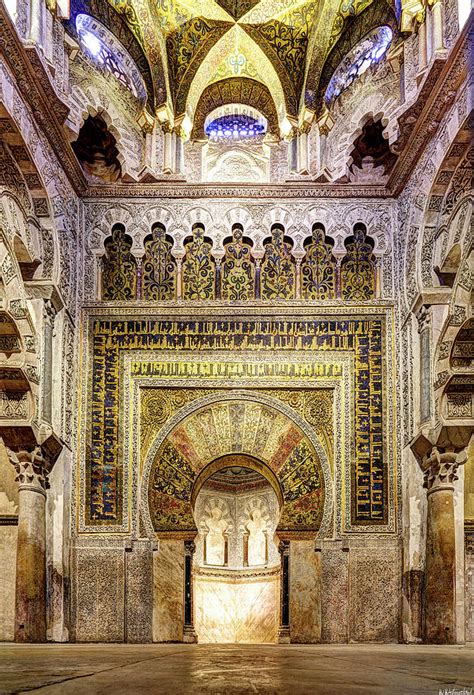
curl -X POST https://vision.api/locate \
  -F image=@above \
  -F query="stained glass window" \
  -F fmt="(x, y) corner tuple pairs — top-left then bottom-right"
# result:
(75, 14), (146, 101)
(325, 26), (393, 103)
(205, 114), (267, 142)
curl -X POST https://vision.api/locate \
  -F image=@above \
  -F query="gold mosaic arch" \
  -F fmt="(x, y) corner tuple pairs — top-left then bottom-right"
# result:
(191, 77), (280, 139)
(145, 396), (327, 539)
(191, 453), (284, 508)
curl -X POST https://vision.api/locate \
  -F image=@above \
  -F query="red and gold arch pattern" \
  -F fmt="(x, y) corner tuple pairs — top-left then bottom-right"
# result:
(148, 399), (325, 535)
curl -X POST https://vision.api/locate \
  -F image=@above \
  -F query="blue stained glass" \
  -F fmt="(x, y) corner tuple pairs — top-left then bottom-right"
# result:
(325, 26), (393, 103)
(205, 114), (266, 141)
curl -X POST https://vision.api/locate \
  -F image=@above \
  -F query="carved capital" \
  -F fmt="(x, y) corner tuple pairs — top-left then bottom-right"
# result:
(161, 122), (173, 135)
(416, 304), (431, 333)
(278, 540), (290, 556)
(184, 540), (196, 556)
(6, 446), (50, 494)
(43, 299), (57, 329)
(422, 447), (466, 493)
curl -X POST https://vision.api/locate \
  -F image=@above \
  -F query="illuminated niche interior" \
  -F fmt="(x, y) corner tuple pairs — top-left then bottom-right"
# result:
(202, 105), (271, 183)
(193, 459), (280, 643)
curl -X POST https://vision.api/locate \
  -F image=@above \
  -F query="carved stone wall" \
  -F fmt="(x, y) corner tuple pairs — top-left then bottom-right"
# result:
(83, 198), (393, 302)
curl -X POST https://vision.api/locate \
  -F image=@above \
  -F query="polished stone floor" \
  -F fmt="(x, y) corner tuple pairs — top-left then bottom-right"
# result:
(0, 643), (473, 694)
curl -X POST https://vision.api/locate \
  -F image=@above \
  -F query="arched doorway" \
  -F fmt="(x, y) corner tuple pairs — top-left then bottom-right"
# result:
(143, 393), (331, 644)
(193, 454), (281, 643)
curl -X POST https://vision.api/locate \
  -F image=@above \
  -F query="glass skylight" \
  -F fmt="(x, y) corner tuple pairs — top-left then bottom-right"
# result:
(325, 26), (393, 103)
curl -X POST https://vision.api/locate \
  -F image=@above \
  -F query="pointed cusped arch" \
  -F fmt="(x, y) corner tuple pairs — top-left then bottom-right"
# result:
(142, 392), (332, 539)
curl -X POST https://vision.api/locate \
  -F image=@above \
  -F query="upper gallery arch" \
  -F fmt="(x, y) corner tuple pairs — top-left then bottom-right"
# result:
(191, 77), (279, 140)
(303, 0), (399, 112)
(65, 0), (159, 108)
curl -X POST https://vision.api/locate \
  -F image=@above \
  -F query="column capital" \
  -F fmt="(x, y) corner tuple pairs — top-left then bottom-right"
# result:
(6, 446), (50, 495)
(416, 304), (431, 333)
(422, 446), (467, 493)
(184, 540), (196, 556)
(43, 299), (57, 328)
(278, 539), (290, 556)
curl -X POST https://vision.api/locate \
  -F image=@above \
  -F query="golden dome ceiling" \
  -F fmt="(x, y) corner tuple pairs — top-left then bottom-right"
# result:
(69, 0), (398, 128)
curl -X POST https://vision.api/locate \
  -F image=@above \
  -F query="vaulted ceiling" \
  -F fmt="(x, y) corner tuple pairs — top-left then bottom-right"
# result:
(69, 0), (399, 129)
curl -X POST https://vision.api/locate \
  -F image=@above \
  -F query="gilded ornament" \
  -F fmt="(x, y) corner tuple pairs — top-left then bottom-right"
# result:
(101, 224), (138, 300)
(142, 224), (177, 300)
(182, 227), (216, 300)
(221, 227), (256, 300)
(301, 225), (337, 299)
(340, 225), (376, 300)
(260, 226), (296, 300)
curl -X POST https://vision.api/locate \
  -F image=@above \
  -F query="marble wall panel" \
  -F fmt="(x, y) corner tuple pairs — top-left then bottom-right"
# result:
(349, 544), (401, 642)
(465, 535), (474, 642)
(74, 548), (125, 642)
(0, 525), (17, 641)
(290, 540), (321, 643)
(46, 454), (71, 642)
(153, 540), (184, 642)
(321, 547), (349, 643)
(125, 544), (153, 643)
(194, 572), (279, 643)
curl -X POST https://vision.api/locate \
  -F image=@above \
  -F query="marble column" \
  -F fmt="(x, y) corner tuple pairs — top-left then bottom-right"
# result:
(278, 540), (290, 643)
(7, 446), (49, 642)
(430, 0), (444, 51)
(29, 0), (43, 44)
(183, 540), (197, 643)
(162, 124), (174, 174)
(418, 15), (428, 71)
(422, 446), (465, 643)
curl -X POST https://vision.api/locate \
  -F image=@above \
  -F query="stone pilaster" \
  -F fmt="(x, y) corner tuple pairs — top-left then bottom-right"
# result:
(417, 305), (432, 423)
(42, 299), (57, 425)
(422, 446), (466, 643)
(7, 446), (50, 642)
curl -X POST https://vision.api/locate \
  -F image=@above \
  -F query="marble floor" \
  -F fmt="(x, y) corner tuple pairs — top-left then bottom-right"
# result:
(0, 643), (473, 695)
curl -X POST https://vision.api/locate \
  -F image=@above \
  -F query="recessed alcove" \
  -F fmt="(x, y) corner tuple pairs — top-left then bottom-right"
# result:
(193, 458), (280, 643)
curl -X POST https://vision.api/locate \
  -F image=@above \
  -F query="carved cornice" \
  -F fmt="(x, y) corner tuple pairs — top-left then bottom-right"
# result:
(0, 7), (87, 195)
(85, 182), (390, 199)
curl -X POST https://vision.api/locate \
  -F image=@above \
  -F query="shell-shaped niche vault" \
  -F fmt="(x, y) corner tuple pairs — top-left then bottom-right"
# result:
(146, 398), (327, 536)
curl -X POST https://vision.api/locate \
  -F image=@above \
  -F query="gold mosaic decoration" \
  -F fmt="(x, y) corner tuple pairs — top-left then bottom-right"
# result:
(101, 225), (137, 300)
(301, 226), (337, 300)
(182, 228), (216, 300)
(260, 227), (296, 299)
(340, 226), (376, 300)
(142, 225), (177, 300)
(221, 227), (256, 300)
(87, 316), (386, 528)
(147, 398), (325, 534)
